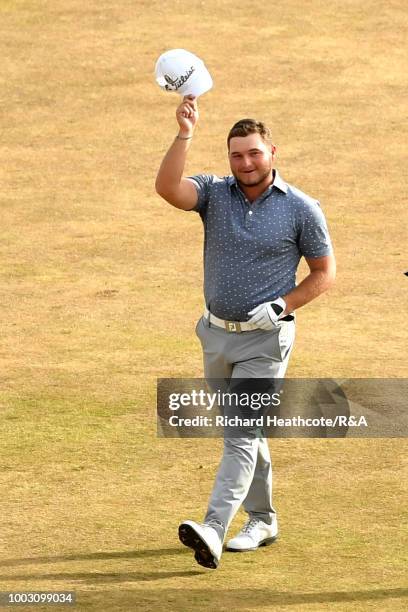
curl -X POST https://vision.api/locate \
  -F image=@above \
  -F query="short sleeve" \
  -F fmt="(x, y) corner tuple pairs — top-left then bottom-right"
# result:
(187, 174), (215, 216)
(297, 200), (333, 258)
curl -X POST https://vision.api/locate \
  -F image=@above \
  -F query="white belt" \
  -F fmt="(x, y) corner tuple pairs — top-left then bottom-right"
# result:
(203, 307), (259, 333)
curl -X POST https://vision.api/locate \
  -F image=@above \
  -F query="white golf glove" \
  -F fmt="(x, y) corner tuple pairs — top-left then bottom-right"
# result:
(247, 297), (287, 330)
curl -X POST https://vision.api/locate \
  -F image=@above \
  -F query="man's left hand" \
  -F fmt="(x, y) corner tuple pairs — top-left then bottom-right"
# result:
(247, 298), (287, 330)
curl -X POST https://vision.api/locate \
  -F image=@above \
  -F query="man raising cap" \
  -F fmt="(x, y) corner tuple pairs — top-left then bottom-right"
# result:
(155, 95), (336, 569)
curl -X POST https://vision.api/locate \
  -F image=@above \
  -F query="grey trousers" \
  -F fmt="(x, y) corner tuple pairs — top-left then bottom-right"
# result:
(195, 315), (296, 541)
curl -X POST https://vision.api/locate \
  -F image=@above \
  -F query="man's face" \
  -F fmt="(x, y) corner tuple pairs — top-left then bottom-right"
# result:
(228, 133), (275, 187)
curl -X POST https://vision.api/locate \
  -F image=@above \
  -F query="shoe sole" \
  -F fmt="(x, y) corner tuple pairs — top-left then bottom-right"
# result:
(178, 523), (219, 569)
(226, 535), (278, 552)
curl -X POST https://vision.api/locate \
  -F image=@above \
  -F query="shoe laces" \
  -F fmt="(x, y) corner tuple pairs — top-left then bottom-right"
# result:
(242, 518), (261, 534)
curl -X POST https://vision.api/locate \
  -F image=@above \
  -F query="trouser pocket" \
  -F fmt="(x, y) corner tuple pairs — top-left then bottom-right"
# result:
(258, 322), (295, 363)
(277, 321), (296, 361)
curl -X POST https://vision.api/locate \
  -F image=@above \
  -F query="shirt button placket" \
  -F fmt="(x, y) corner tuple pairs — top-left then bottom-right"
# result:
(245, 209), (253, 229)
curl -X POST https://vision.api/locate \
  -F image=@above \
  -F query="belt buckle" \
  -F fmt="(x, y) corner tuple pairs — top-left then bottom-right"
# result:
(225, 321), (241, 333)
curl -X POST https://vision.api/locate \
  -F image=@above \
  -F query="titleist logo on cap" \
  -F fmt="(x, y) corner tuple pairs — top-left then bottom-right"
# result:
(164, 66), (195, 91)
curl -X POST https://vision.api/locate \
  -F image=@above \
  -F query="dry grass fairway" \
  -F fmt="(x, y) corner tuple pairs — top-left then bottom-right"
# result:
(0, 0), (407, 610)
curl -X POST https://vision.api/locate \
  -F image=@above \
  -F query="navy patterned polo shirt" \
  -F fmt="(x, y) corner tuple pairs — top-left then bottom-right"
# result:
(188, 169), (333, 321)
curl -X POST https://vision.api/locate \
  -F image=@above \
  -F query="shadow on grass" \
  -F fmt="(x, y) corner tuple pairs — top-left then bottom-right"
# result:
(0, 583), (406, 607)
(0, 570), (202, 583)
(0, 550), (406, 606)
(0, 548), (202, 583)
(62, 587), (408, 607)
(0, 547), (187, 568)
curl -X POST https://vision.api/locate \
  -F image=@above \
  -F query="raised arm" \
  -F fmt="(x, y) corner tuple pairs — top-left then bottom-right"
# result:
(155, 95), (199, 210)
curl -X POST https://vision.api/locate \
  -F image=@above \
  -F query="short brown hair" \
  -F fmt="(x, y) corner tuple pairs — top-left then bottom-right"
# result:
(227, 119), (272, 149)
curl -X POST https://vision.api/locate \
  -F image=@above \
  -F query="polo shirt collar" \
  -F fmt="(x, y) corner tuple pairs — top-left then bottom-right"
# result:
(228, 169), (288, 194)
(272, 169), (288, 194)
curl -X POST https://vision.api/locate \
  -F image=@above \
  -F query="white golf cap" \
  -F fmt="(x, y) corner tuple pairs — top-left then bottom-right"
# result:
(155, 49), (213, 97)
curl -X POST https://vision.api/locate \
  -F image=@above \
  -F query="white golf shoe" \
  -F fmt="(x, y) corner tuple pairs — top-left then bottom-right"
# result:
(178, 520), (223, 569)
(226, 516), (278, 552)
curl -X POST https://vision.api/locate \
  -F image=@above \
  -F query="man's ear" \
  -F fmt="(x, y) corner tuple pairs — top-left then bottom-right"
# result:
(271, 144), (277, 157)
